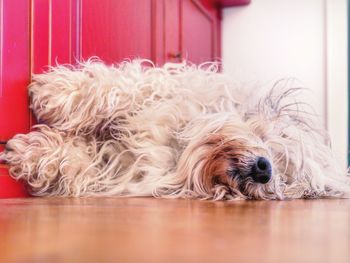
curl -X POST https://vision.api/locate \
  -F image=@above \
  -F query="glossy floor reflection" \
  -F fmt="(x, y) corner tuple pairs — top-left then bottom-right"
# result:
(0, 197), (349, 262)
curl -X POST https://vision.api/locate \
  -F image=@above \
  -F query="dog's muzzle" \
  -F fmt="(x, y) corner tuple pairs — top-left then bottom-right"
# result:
(250, 157), (272, 184)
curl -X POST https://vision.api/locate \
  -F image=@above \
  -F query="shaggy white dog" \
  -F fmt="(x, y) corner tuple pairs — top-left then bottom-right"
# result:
(1, 59), (350, 200)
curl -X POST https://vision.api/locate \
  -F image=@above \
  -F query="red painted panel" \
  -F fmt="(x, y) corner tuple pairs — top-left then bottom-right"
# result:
(199, 0), (222, 61)
(152, 0), (164, 65)
(181, 0), (213, 63)
(33, 0), (78, 73)
(51, 0), (73, 65)
(0, 166), (29, 198)
(81, 0), (153, 64)
(32, 0), (50, 73)
(70, 0), (81, 61)
(0, 0), (30, 141)
(217, 0), (251, 7)
(199, 0), (217, 11)
(165, 0), (181, 63)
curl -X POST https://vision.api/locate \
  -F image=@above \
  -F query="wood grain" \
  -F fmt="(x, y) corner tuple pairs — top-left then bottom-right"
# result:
(0, 198), (349, 263)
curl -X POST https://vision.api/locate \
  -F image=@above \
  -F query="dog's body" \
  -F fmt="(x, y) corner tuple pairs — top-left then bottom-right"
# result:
(1, 59), (349, 200)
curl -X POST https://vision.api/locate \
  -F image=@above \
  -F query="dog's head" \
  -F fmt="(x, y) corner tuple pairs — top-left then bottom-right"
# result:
(199, 134), (273, 197)
(174, 85), (346, 200)
(176, 113), (282, 200)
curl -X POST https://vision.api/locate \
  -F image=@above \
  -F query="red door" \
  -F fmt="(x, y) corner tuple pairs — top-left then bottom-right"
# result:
(0, 0), (223, 198)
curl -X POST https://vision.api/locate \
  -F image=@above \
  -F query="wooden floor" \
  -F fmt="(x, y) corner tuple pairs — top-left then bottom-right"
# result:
(0, 198), (349, 263)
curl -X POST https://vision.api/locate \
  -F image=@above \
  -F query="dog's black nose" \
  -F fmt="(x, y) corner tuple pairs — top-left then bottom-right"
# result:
(251, 157), (272, 184)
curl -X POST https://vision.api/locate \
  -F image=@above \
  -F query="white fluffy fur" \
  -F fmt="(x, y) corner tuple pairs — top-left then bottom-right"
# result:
(1, 59), (350, 200)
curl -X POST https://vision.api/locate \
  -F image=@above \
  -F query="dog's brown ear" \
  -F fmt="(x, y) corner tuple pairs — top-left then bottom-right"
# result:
(202, 160), (228, 193)
(201, 150), (232, 194)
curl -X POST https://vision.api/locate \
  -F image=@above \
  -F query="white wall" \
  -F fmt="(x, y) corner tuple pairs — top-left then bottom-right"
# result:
(326, 0), (348, 168)
(222, 0), (348, 168)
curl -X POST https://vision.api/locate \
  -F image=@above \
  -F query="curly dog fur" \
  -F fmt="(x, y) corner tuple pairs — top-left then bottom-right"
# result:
(1, 59), (350, 200)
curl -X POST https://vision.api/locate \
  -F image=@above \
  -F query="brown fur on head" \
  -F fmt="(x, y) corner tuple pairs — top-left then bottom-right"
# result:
(201, 135), (264, 192)
(175, 113), (280, 200)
